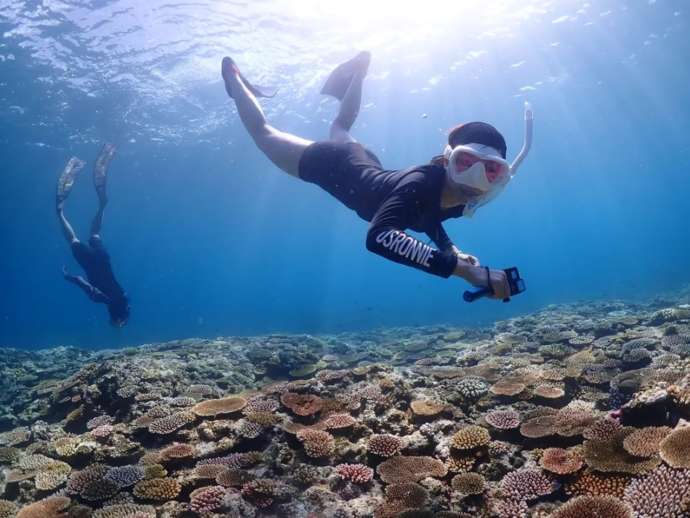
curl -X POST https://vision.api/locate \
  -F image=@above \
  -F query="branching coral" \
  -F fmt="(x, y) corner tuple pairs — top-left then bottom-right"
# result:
(499, 469), (556, 501)
(583, 429), (661, 475)
(132, 478), (181, 501)
(451, 472), (485, 495)
(450, 425), (490, 451)
(189, 485), (227, 514)
(335, 463), (374, 484)
(623, 464), (690, 518)
(551, 496), (633, 518)
(565, 470), (631, 498)
(622, 426), (671, 458)
(147, 411), (196, 435)
(484, 409), (520, 430)
(367, 434), (403, 457)
(296, 428), (334, 458)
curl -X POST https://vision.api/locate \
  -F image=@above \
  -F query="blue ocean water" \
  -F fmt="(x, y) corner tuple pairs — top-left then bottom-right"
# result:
(1, 0), (689, 349)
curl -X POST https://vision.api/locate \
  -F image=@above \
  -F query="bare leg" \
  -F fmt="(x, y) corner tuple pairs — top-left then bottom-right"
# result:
(56, 157), (85, 244)
(91, 143), (116, 237)
(330, 69), (366, 143)
(222, 57), (312, 178)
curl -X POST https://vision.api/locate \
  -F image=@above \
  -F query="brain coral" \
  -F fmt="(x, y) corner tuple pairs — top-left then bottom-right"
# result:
(623, 464), (690, 518)
(147, 411), (196, 434)
(16, 496), (70, 518)
(659, 427), (690, 468)
(451, 472), (485, 495)
(450, 425), (490, 451)
(622, 426), (671, 458)
(335, 463), (374, 484)
(296, 429), (335, 458)
(132, 478), (181, 501)
(280, 392), (323, 416)
(500, 469), (556, 501)
(565, 470), (631, 498)
(485, 409), (520, 430)
(368, 434), (403, 457)
(189, 485), (227, 514)
(377, 456), (447, 484)
(551, 496), (633, 518)
(583, 429), (661, 475)
(192, 396), (247, 417)
(540, 448), (584, 475)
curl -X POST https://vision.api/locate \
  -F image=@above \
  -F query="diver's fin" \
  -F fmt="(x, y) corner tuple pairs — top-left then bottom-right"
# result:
(93, 143), (116, 192)
(222, 56), (277, 99)
(320, 51), (371, 101)
(56, 157), (86, 207)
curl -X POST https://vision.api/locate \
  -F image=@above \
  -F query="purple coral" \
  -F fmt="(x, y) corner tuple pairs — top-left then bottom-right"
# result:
(335, 464), (374, 484)
(485, 409), (521, 430)
(500, 469), (557, 501)
(623, 465), (690, 518)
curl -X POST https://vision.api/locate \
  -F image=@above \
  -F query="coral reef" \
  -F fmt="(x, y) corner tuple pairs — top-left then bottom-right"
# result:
(1, 293), (690, 516)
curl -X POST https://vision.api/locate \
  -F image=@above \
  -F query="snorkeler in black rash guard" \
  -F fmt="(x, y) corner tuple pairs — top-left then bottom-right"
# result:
(56, 143), (130, 327)
(221, 52), (533, 299)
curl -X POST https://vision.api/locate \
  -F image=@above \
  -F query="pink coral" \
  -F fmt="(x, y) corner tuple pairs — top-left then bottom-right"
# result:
(335, 464), (374, 484)
(485, 409), (521, 430)
(189, 485), (227, 514)
(367, 434), (402, 457)
(500, 469), (557, 501)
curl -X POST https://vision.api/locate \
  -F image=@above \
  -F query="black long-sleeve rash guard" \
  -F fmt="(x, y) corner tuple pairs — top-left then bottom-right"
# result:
(365, 169), (461, 278)
(298, 142), (464, 278)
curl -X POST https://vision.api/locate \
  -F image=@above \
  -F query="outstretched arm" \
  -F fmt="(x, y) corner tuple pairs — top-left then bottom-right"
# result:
(63, 267), (110, 303)
(365, 179), (458, 278)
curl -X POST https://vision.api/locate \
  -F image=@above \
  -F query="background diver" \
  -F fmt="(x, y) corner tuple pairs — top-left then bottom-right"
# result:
(221, 52), (533, 300)
(56, 143), (130, 327)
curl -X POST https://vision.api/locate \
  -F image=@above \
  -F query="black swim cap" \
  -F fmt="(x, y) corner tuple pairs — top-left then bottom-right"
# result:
(448, 122), (507, 159)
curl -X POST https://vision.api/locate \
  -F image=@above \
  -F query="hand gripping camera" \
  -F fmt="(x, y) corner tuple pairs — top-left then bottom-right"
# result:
(463, 267), (525, 303)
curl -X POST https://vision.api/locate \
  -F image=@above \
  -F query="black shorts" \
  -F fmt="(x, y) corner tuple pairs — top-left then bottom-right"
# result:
(298, 141), (383, 210)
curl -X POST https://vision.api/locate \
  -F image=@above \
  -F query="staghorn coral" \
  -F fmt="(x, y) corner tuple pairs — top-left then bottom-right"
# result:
(566, 470), (631, 498)
(658, 427), (690, 468)
(297, 428), (335, 458)
(335, 463), (374, 484)
(540, 448), (584, 475)
(622, 426), (671, 458)
(451, 472), (485, 495)
(147, 411), (196, 435)
(192, 396), (247, 417)
(450, 425), (490, 451)
(280, 392), (323, 416)
(623, 464), (690, 518)
(551, 496), (633, 518)
(377, 456), (447, 484)
(16, 497), (70, 518)
(484, 409), (521, 430)
(500, 469), (556, 501)
(367, 434), (403, 457)
(189, 485), (227, 514)
(132, 478), (181, 501)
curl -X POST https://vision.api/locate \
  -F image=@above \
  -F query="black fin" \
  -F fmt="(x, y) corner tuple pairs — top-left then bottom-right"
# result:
(222, 56), (277, 99)
(320, 51), (371, 100)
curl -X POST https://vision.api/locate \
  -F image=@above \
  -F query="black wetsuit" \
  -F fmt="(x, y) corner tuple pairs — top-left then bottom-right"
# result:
(298, 141), (462, 278)
(70, 236), (127, 304)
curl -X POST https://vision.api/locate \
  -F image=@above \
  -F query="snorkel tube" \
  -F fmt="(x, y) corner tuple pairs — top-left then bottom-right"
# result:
(462, 101), (534, 217)
(509, 101), (533, 176)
